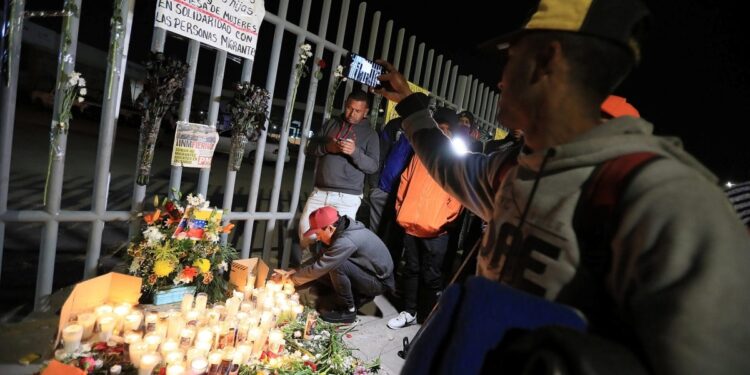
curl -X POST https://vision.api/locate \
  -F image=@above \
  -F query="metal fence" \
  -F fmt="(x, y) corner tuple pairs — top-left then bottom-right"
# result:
(0, 0), (500, 309)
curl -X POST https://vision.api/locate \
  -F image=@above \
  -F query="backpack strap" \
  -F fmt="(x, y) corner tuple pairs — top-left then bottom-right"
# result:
(560, 152), (662, 341)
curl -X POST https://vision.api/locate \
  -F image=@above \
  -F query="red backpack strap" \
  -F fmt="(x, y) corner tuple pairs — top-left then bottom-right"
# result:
(561, 152), (662, 342)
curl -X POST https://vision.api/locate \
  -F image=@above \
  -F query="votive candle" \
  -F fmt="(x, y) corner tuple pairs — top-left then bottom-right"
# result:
(98, 315), (116, 342)
(190, 357), (208, 375)
(77, 312), (96, 340)
(166, 364), (185, 375)
(129, 342), (148, 367)
(144, 334), (162, 352)
(194, 293), (208, 313)
(137, 352), (159, 375)
(62, 324), (83, 353)
(180, 293), (194, 313)
(124, 310), (144, 332)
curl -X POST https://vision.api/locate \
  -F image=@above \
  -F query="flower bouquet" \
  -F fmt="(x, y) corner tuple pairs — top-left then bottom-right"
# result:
(227, 82), (270, 171)
(126, 192), (238, 304)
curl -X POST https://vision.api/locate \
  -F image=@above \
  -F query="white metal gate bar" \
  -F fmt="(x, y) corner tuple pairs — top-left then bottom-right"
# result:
(0, 0), (503, 309)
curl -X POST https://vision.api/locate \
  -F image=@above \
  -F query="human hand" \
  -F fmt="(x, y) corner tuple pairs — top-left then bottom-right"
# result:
(338, 138), (356, 155)
(325, 138), (342, 154)
(373, 60), (412, 103)
(271, 268), (295, 282)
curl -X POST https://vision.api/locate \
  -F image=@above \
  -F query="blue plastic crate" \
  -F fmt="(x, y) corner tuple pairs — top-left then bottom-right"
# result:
(153, 285), (196, 306)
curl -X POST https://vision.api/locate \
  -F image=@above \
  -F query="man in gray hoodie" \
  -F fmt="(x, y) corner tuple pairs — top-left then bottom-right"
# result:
(374, 0), (750, 373)
(282, 206), (395, 323)
(299, 90), (379, 253)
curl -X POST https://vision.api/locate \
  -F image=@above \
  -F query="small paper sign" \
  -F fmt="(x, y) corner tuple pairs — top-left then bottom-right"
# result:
(171, 121), (219, 168)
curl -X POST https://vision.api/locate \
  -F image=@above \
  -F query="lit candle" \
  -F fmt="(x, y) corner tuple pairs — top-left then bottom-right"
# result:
(212, 305), (226, 322)
(61, 324), (83, 353)
(137, 352), (159, 375)
(180, 293), (194, 313)
(160, 339), (178, 357)
(268, 329), (283, 353)
(262, 295), (275, 310)
(232, 290), (245, 302)
(166, 364), (185, 375)
(260, 311), (274, 328)
(194, 293), (208, 313)
(225, 297), (241, 318)
(239, 301), (253, 313)
(195, 340), (212, 354)
(186, 347), (203, 364)
(196, 328), (213, 344)
(98, 315), (116, 342)
(125, 331), (142, 344)
(164, 350), (184, 366)
(236, 321), (250, 344)
(144, 312), (158, 333)
(113, 303), (131, 334)
(206, 310), (221, 326)
(95, 304), (113, 317)
(77, 312), (96, 340)
(207, 351), (223, 375)
(124, 310), (144, 332)
(167, 314), (184, 340)
(129, 342), (148, 367)
(144, 334), (162, 352)
(190, 357), (208, 375)
(283, 280), (295, 295)
(292, 304), (304, 318)
(185, 310), (200, 327)
(235, 344), (251, 364)
(179, 328), (195, 350)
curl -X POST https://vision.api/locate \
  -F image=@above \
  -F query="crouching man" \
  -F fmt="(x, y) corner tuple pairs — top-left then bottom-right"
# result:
(275, 206), (395, 323)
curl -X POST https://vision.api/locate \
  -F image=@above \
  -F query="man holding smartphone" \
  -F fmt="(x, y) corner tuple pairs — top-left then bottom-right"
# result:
(299, 90), (380, 256)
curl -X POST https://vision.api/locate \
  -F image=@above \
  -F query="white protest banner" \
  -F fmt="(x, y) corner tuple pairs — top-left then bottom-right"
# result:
(154, 0), (265, 60)
(171, 121), (220, 168)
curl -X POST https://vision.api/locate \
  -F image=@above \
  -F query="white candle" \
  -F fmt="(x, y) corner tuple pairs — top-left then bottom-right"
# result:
(291, 293), (300, 303)
(196, 328), (213, 344)
(160, 339), (178, 356)
(186, 347), (203, 364)
(129, 342), (148, 367)
(124, 311), (144, 332)
(95, 304), (113, 317)
(194, 293), (208, 313)
(98, 315), (116, 342)
(138, 352), (159, 375)
(144, 334), (162, 352)
(184, 310), (200, 327)
(179, 328), (195, 349)
(113, 303), (131, 334)
(235, 344), (251, 364)
(166, 364), (185, 375)
(190, 357), (208, 375)
(195, 340), (212, 355)
(225, 297), (241, 318)
(167, 314), (184, 340)
(206, 310), (221, 326)
(164, 350), (184, 366)
(77, 312), (96, 340)
(207, 351), (222, 374)
(268, 329), (283, 353)
(124, 331), (142, 345)
(239, 301), (253, 313)
(283, 281), (295, 295)
(180, 293), (194, 313)
(145, 312), (158, 333)
(62, 324), (83, 353)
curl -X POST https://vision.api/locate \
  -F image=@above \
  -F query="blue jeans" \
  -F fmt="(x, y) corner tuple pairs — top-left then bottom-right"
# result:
(327, 259), (390, 309)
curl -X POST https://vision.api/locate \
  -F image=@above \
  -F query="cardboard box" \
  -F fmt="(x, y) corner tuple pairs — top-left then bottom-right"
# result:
(229, 258), (269, 291)
(56, 272), (142, 344)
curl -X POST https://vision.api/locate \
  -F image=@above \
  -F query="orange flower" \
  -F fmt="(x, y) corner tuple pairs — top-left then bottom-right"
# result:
(222, 223), (235, 234)
(147, 274), (157, 285)
(202, 272), (214, 284)
(180, 266), (198, 281)
(143, 209), (161, 225)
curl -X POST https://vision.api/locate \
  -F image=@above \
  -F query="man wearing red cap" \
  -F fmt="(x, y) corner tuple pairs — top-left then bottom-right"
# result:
(278, 206), (395, 324)
(374, 0), (750, 373)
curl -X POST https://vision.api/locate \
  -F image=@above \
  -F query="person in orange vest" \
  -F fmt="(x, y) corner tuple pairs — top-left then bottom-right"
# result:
(387, 107), (464, 329)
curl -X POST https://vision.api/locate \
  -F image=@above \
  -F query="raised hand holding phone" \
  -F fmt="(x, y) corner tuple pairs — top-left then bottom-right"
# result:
(373, 59), (413, 103)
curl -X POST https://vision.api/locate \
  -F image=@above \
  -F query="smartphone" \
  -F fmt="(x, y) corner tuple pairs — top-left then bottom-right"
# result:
(344, 52), (386, 88)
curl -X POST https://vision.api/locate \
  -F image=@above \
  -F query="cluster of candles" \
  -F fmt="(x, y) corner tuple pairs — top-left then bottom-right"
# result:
(59, 277), (306, 375)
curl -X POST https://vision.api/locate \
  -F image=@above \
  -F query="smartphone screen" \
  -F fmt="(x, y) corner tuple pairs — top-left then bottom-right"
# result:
(345, 53), (385, 88)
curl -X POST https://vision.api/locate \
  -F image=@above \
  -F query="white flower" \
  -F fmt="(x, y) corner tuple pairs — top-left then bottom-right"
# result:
(77, 97), (84, 103)
(78, 77), (86, 87)
(95, 359), (103, 368)
(218, 261), (228, 272)
(293, 331), (302, 338)
(204, 232), (219, 242)
(186, 193), (208, 207)
(128, 258), (142, 273)
(300, 44), (311, 52)
(143, 226), (164, 246)
(80, 88), (87, 96)
(68, 72), (81, 86)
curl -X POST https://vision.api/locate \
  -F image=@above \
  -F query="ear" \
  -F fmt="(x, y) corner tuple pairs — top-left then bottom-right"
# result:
(530, 40), (563, 84)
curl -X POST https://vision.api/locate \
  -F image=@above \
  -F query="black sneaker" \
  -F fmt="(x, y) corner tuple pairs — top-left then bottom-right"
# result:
(320, 309), (357, 324)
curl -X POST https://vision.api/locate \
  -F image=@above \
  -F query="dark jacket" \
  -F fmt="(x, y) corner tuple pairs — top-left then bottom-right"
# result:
(306, 116), (379, 195)
(291, 216), (395, 286)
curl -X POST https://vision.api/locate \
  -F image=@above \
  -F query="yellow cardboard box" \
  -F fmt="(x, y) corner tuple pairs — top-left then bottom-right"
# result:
(56, 272), (141, 345)
(229, 258), (269, 291)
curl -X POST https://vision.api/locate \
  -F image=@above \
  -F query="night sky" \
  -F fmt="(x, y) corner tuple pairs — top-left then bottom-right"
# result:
(17, 0), (750, 181)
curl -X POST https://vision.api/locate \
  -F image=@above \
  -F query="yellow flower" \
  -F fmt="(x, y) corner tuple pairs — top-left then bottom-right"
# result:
(153, 259), (175, 277)
(193, 258), (211, 273)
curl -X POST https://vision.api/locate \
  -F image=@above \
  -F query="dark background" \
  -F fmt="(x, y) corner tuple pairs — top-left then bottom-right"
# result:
(15, 0), (750, 181)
